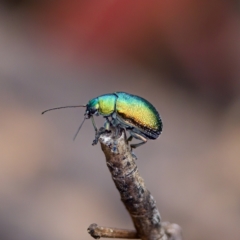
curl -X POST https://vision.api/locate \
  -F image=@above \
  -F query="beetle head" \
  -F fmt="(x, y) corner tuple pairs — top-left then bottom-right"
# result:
(85, 97), (99, 118)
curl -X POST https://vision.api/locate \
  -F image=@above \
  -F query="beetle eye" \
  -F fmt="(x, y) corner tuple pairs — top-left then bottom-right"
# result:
(90, 108), (97, 114)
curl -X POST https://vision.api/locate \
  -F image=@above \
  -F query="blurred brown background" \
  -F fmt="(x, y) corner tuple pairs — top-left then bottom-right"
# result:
(0, 1), (240, 240)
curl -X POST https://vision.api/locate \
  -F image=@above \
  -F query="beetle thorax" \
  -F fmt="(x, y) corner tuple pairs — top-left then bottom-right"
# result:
(98, 94), (117, 116)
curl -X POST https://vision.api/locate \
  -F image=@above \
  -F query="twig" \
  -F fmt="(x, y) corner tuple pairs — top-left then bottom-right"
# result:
(88, 127), (182, 240)
(87, 224), (139, 239)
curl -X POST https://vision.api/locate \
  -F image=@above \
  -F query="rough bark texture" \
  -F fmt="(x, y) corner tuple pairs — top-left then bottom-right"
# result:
(100, 128), (166, 240)
(88, 127), (182, 240)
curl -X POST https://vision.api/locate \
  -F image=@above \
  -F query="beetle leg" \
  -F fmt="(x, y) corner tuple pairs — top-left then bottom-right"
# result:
(125, 131), (137, 160)
(104, 121), (110, 131)
(91, 116), (98, 132)
(125, 128), (134, 142)
(128, 131), (148, 149)
(127, 135), (133, 143)
(92, 127), (106, 146)
(91, 116), (100, 145)
(110, 118), (118, 128)
(103, 117), (112, 131)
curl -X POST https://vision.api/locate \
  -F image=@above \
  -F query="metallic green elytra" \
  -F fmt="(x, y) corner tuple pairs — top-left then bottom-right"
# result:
(42, 92), (162, 149)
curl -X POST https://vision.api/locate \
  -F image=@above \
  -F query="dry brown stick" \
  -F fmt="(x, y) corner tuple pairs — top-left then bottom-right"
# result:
(88, 127), (182, 240)
(87, 223), (139, 239)
(87, 222), (182, 240)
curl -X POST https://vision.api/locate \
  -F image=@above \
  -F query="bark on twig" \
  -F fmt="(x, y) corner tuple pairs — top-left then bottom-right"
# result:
(88, 224), (139, 239)
(88, 127), (182, 240)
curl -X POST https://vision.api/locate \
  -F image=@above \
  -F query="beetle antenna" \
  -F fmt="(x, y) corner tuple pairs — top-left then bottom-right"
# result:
(73, 118), (86, 141)
(73, 117), (86, 141)
(42, 105), (86, 114)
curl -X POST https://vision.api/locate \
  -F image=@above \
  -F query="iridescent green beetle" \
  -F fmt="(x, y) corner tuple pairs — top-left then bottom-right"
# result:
(42, 92), (162, 149)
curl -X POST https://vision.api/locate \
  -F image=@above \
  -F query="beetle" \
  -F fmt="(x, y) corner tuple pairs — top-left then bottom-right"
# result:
(42, 92), (162, 149)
